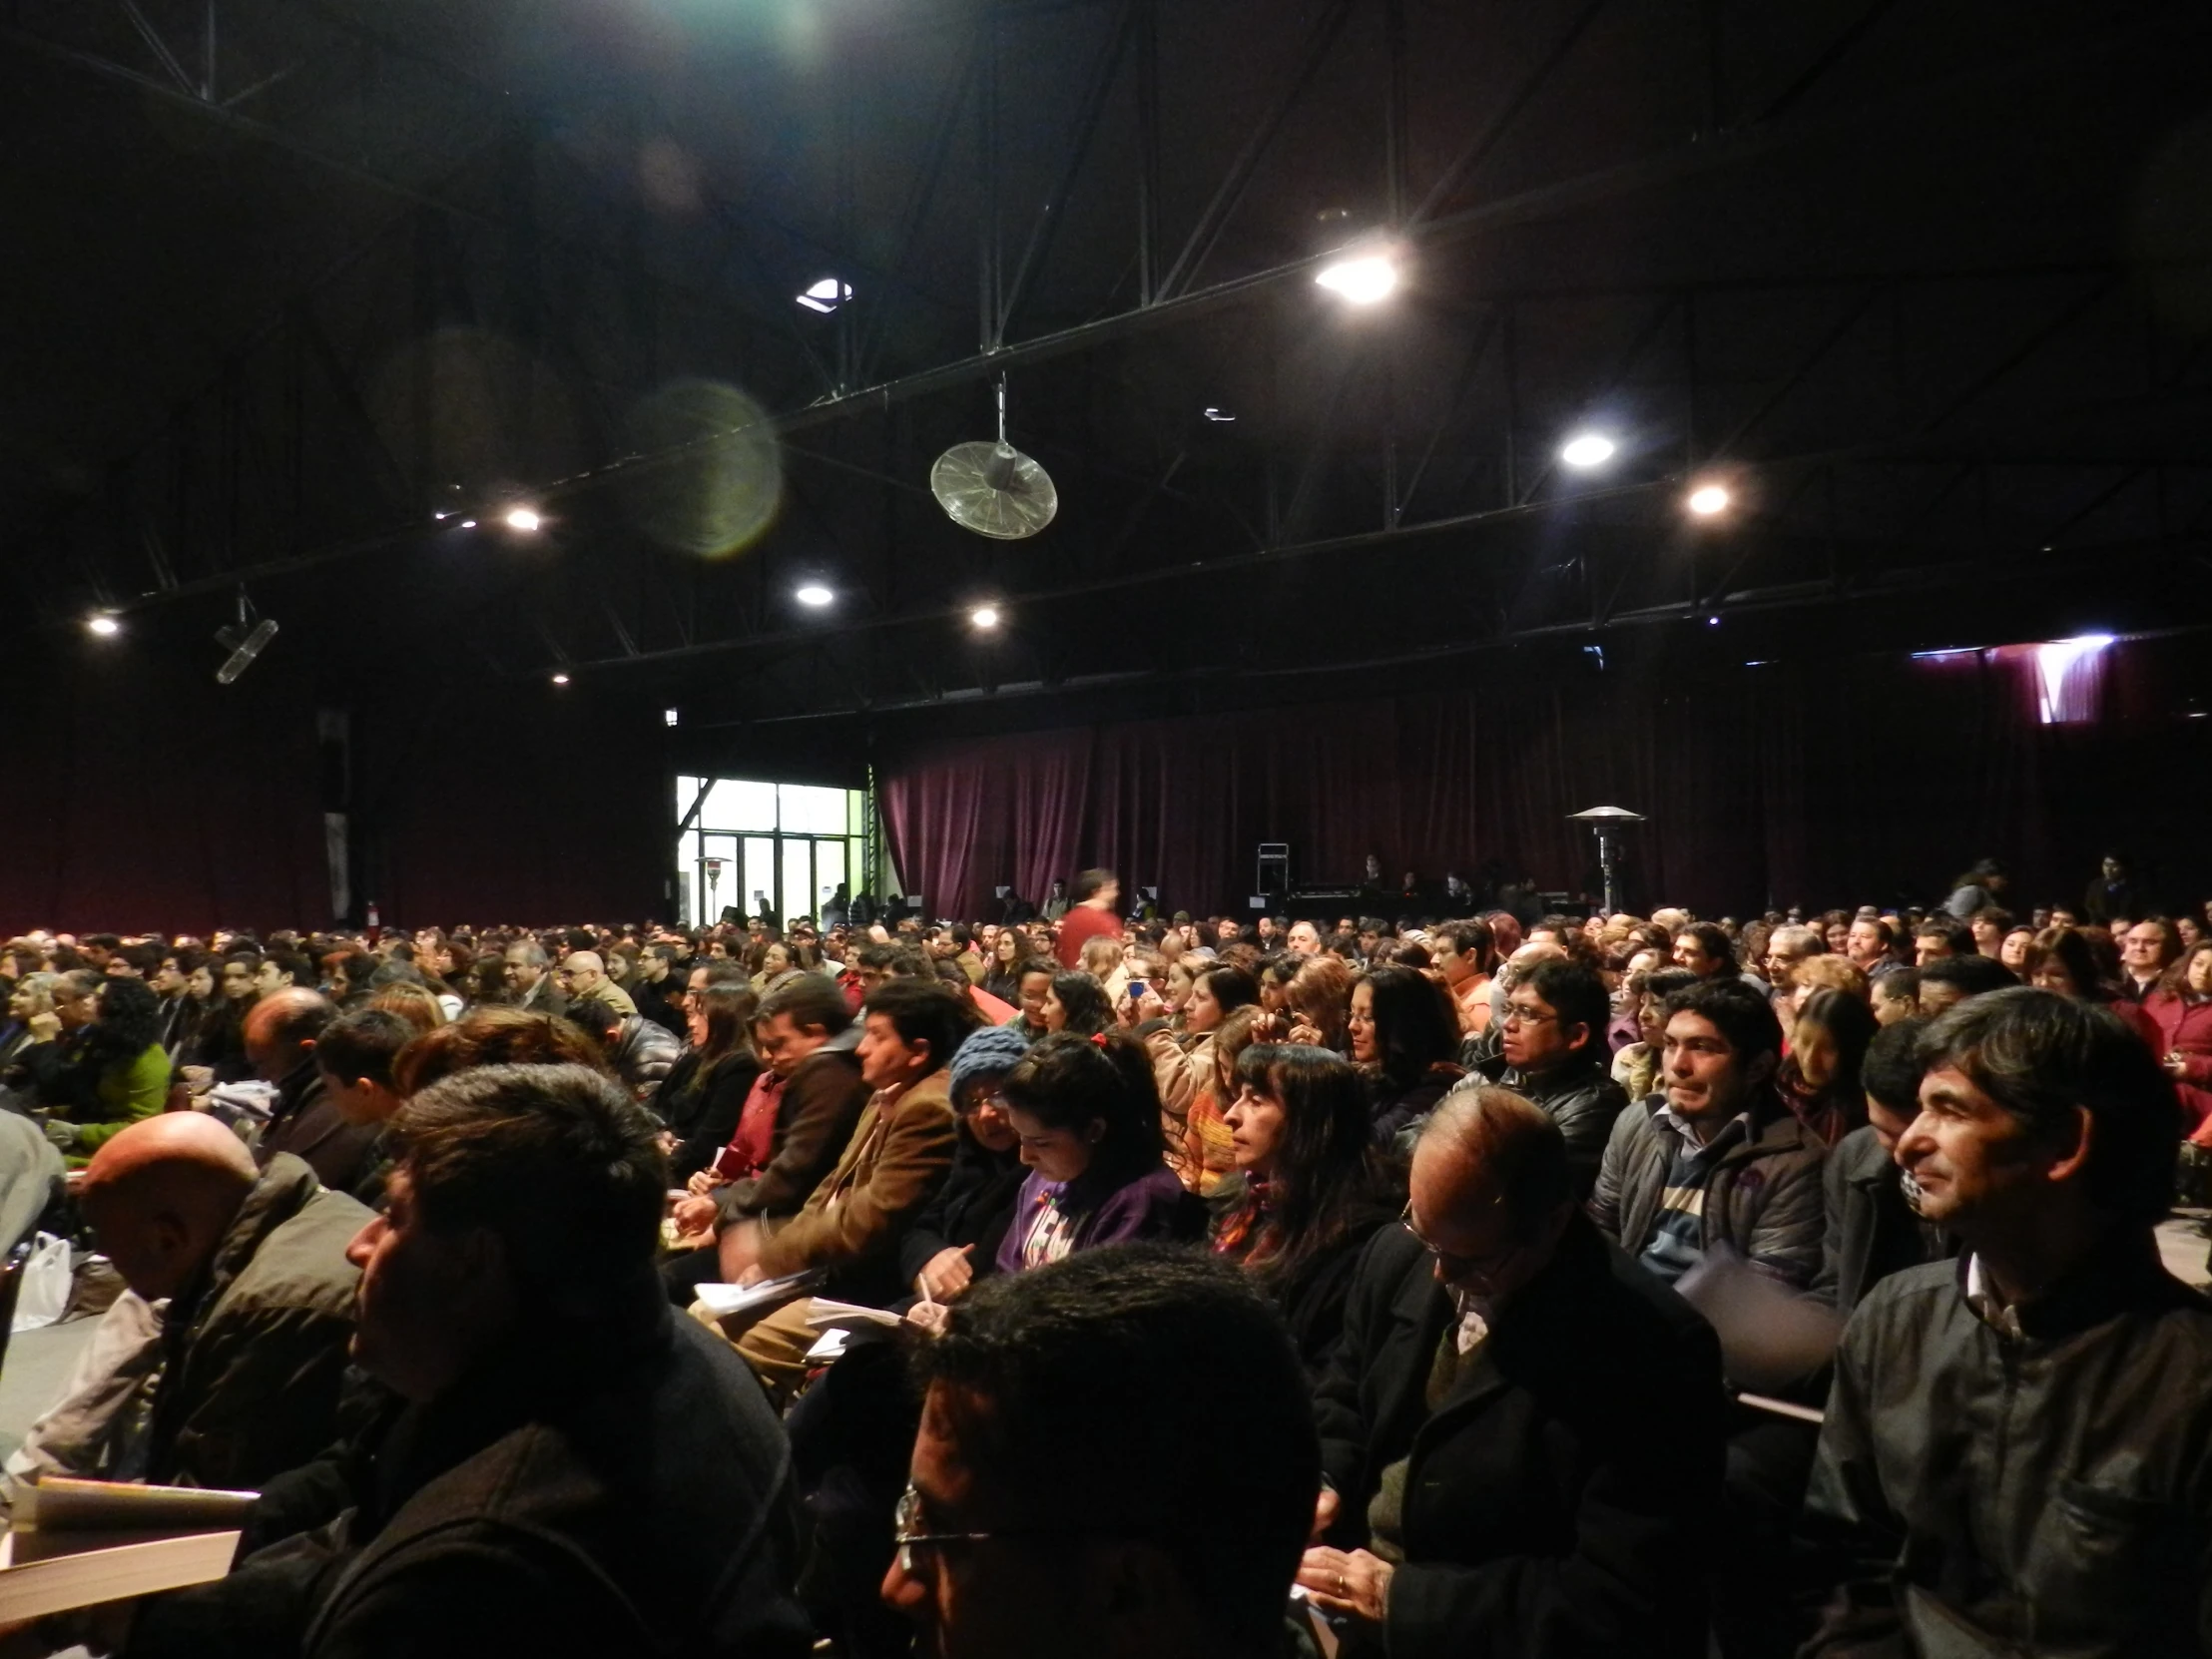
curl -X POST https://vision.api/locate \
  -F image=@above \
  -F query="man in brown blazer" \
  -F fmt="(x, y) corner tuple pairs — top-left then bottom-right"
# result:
(709, 978), (977, 1400)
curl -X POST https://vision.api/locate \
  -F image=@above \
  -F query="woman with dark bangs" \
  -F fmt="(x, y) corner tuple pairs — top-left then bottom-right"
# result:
(1213, 1042), (1403, 1375)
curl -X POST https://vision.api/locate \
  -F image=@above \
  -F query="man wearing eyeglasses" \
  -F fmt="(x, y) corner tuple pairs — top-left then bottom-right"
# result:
(1456, 957), (1625, 1199)
(881, 1246), (1318, 1659)
(1303, 1088), (1724, 1657)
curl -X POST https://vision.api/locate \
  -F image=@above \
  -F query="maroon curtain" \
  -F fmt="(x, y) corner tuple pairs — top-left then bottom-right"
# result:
(4, 642), (668, 935)
(880, 638), (2212, 919)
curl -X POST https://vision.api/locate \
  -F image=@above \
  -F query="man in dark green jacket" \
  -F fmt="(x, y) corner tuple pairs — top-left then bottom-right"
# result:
(29, 1114), (368, 1492)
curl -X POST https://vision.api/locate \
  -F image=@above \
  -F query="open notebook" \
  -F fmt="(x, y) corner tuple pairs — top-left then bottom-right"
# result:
(0, 1477), (254, 1621)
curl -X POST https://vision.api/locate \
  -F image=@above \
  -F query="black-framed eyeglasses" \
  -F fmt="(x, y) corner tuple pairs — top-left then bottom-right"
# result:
(1500, 1003), (1557, 1027)
(893, 1483), (1089, 1576)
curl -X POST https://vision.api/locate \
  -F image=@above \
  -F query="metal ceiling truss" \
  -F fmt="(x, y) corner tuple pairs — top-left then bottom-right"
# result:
(13, 0), (2211, 711)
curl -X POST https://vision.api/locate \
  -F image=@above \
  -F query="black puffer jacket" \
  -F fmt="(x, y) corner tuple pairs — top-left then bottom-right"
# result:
(1802, 1236), (2212, 1657)
(1465, 1052), (1628, 1199)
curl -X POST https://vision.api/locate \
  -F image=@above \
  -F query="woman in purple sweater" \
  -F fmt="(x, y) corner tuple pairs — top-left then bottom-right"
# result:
(995, 1031), (1205, 1271)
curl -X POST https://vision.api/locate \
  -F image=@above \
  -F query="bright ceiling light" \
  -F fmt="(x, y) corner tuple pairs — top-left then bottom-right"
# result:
(1559, 432), (1616, 470)
(86, 614), (120, 637)
(969, 605), (1001, 630)
(505, 507), (543, 533)
(460, 518), (478, 530)
(664, 708), (680, 728)
(550, 672), (570, 686)
(1686, 483), (1732, 517)
(797, 277), (853, 314)
(795, 583), (834, 608)
(1315, 254), (1398, 305)
(1203, 406), (1236, 423)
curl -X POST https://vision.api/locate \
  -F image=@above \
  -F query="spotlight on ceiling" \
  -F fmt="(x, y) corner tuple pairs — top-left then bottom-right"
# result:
(460, 518), (478, 530)
(1202, 406), (1237, 423)
(551, 672), (571, 686)
(1314, 254), (1398, 305)
(1559, 432), (1616, 470)
(86, 613), (121, 637)
(796, 277), (853, 314)
(795, 583), (834, 608)
(969, 605), (1001, 630)
(1686, 483), (1732, 517)
(215, 593), (278, 685)
(504, 507), (543, 533)
(664, 708), (680, 728)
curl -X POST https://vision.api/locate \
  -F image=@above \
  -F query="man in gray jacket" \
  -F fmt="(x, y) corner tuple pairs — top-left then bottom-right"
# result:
(1589, 977), (1827, 1291)
(16, 1112), (369, 1493)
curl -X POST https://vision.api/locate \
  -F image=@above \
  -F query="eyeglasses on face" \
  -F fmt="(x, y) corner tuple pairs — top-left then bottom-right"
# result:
(1501, 1003), (1557, 1027)
(1399, 1197), (1514, 1282)
(892, 1483), (1096, 1577)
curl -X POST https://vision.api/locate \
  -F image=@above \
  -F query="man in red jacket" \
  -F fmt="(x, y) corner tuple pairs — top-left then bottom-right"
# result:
(1053, 868), (1123, 969)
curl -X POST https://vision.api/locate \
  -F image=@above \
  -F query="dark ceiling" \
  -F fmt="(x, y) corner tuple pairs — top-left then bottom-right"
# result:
(7, 0), (2212, 739)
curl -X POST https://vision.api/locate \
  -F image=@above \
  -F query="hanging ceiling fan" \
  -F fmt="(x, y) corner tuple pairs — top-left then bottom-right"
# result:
(930, 379), (1058, 539)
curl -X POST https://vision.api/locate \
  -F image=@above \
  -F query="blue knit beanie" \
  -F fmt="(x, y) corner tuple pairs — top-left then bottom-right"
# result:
(948, 1021), (1035, 1105)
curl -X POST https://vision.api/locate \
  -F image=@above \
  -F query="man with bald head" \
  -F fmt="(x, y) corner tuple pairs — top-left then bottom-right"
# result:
(14, 1114), (369, 1493)
(249, 986), (381, 1198)
(557, 950), (637, 1018)
(1305, 1089), (1724, 1658)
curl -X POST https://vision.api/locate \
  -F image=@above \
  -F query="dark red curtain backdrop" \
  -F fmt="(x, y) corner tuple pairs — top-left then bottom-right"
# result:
(8, 633), (2204, 934)
(880, 637), (2212, 921)
(4, 641), (668, 935)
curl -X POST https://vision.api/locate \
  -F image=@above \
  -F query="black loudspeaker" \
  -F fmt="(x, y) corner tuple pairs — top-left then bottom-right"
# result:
(1257, 842), (1290, 894)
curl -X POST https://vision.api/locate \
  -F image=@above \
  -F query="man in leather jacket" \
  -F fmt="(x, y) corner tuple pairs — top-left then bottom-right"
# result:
(1456, 958), (1626, 1200)
(1801, 988), (2211, 1655)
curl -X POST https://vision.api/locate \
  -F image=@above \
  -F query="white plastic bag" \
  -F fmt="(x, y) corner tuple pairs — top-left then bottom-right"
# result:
(12, 1233), (73, 1334)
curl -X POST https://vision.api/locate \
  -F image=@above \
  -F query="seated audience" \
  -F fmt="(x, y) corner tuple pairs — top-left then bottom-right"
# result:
(1140, 962), (1259, 1193)
(994, 1032), (1202, 1274)
(249, 987), (384, 1198)
(1611, 966), (1698, 1104)
(1780, 985), (1877, 1146)
(16, 1113), (367, 1493)
(556, 948), (637, 1016)
(1349, 965), (1463, 1145)
(900, 1025), (1033, 1304)
(131, 1063), (810, 1659)
(710, 979), (974, 1400)
(1039, 968), (1113, 1037)
(1800, 989), (2209, 1656)
(667, 974), (872, 1294)
(1285, 953), (1355, 1052)
(566, 992), (683, 1102)
(2146, 936), (2212, 1142)
(1213, 1042), (1401, 1374)
(16, 974), (169, 1163)
(313, 1006), (417, 1204)
(1870, 964), (1920, 1024)
(1590, 977), (1827, 1289)
(1812, 1018), (1950, 1319)
(655, 982), (762, 1181)
(881, 1245), (1317, 1659)
(2023, 924), (2163, 1047)
(1305, 1089), (1724, 1657)
(1459, 957), (1625, 1196)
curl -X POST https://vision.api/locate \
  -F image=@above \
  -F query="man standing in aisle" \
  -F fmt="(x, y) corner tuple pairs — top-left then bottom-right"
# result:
(1053, 869), (1122, 970)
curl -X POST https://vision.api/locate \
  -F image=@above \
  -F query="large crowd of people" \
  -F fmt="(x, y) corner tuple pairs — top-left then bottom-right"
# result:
(0, 850), (2207, 1657)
